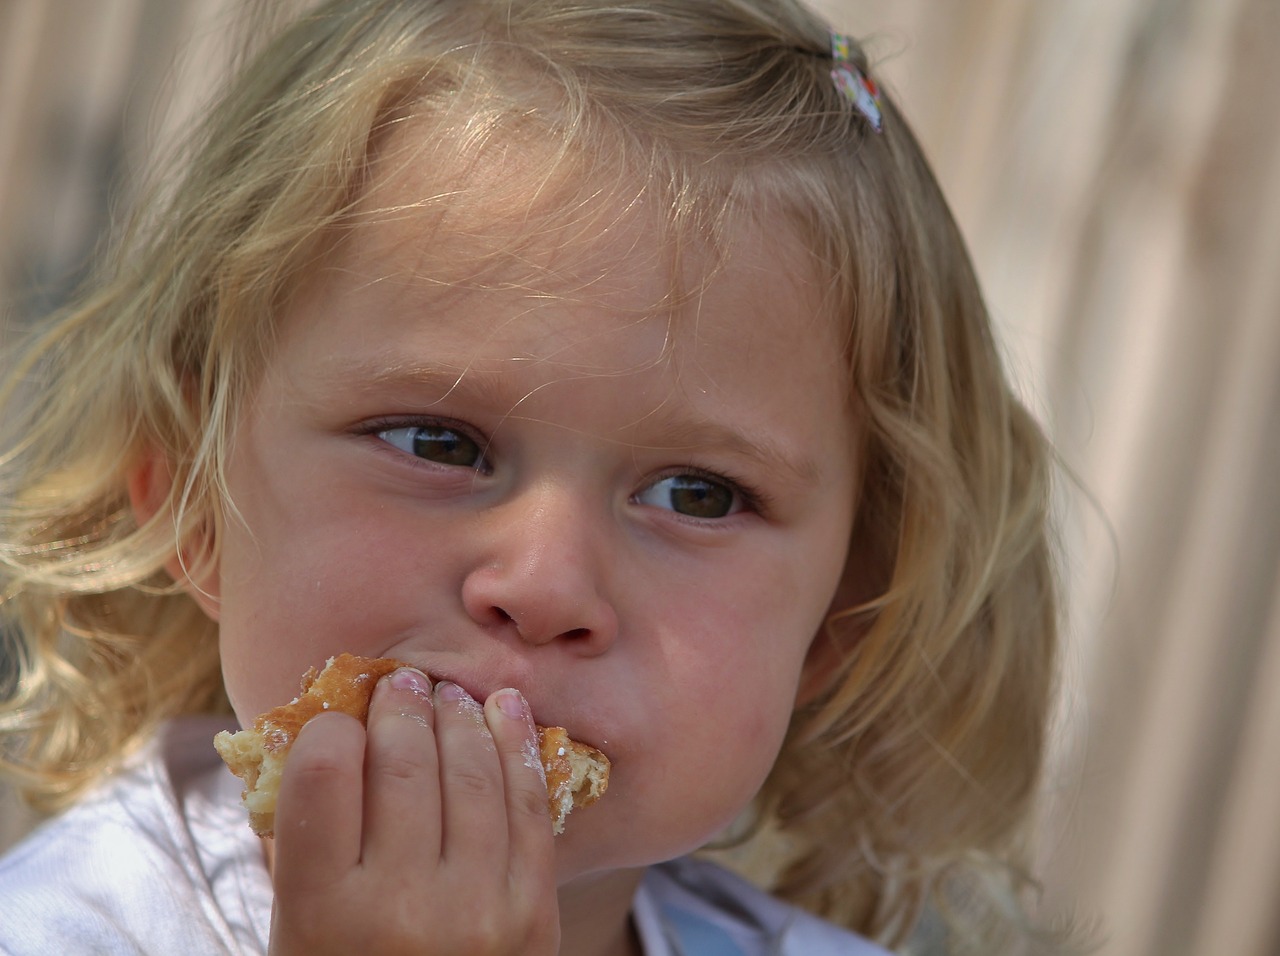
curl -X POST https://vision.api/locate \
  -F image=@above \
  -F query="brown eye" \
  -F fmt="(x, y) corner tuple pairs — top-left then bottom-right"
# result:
(636, 474), (740, 519)
(377, 425), (487, 470)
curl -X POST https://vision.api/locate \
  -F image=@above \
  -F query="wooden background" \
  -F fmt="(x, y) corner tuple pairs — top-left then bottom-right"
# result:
(3, 2), (1279, 954)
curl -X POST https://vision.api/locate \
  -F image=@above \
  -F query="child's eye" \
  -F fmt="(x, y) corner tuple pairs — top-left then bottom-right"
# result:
(375, 424), (488, 471)
(634, 473), (744, 519)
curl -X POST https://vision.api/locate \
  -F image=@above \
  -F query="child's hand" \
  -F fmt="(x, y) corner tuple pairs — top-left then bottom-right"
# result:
(266, 669), (560, 956)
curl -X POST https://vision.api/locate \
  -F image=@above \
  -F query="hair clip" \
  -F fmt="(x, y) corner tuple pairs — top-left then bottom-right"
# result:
(829, 32), (883, 133)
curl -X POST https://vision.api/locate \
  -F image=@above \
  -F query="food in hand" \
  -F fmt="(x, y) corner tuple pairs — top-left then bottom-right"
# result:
(213, 653), (610, 836)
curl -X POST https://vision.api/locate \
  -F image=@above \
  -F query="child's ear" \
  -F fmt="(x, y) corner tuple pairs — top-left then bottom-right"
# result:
(126, 449), (221, 621)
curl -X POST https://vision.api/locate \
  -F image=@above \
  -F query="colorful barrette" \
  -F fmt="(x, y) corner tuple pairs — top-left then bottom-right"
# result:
(829, 32), (883, 133)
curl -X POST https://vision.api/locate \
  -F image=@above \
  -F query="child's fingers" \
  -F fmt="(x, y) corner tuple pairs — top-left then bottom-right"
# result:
(271, 678), (560, 956)
(361, 667), (442, 871)
(432, 681), (509, 864)
(271, 712), (366, 894)
(484, 689), (555, 878)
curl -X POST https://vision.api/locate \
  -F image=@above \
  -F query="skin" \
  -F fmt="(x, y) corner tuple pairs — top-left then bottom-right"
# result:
(138, 150), (861, 955)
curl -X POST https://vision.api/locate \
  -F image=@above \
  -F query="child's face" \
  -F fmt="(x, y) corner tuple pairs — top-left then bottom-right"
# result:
(196, 156), (859, 880)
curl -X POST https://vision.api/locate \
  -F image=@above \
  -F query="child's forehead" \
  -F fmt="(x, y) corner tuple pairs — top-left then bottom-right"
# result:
(345, 124), (655, 290)
(282, 117), (842, 368)
(350, 167), (652, 300)
(335, 113), (814, 309)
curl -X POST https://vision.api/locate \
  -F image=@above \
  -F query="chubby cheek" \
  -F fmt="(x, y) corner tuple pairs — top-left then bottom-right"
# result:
(586, 685), (791, 871)
(214, 561), (327, 728)
(691, 650), (798, 784)
(212, 500), (428, 726)
(643, 573), (824, 840)
(602, 627), (806, 863)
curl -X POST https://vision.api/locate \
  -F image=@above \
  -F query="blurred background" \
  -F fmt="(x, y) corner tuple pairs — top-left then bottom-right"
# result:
(2, 1), (1278, 954)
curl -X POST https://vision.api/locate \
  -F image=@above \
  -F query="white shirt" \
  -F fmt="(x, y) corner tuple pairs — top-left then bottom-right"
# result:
(0, 719), (887, 955)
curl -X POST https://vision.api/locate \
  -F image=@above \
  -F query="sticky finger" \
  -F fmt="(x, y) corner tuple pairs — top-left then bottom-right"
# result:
(362, 667), (443, 870)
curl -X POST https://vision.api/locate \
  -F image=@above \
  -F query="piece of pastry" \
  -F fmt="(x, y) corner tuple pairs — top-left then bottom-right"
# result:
(214, 653), (609, 837)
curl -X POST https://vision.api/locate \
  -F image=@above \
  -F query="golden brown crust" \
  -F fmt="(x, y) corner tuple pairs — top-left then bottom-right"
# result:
(262, 654), (401, 748)
(214, 654), (609, 836)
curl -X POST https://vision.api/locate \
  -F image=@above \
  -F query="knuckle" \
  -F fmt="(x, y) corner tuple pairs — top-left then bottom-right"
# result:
(448, 764), (494, 798)
(290, 753), (345, 784)
(272, 900), (354, 952)
(528, 912), (561, 952)
(287, 748), (353, 790)
(510, 782), (550, 822)
(458, 918), (510, 954)
(513, 897), (560, 954)
(372, 749), (428, 784)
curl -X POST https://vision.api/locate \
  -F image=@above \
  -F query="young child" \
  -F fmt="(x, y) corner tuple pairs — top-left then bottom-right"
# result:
(0, 1), (1061, 953)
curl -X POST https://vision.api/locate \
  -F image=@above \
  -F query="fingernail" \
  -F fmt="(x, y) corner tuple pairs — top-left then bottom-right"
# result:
(435, 681), (469, 703)
(436, 682), (487, 732)
(387, 667), (432, 701)
(494, 688), (527, 721)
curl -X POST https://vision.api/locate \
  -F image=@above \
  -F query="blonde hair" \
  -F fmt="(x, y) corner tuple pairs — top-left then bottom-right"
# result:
(1, 0), (1060, 951)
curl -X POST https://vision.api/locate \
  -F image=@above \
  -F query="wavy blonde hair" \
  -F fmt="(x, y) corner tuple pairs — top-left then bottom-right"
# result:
(1, 0), (1060, 951)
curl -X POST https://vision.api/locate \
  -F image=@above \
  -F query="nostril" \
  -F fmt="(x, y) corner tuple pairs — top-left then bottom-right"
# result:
(563, 627), (590, 640)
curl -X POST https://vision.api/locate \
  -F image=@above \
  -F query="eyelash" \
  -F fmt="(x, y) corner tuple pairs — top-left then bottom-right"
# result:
(355, 415), (772, 515)
(644, 463), (771, 518)
(356, 415), (493, 471)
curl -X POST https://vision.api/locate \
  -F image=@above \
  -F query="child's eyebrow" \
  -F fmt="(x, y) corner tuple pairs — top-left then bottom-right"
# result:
(627, 414), (825, 487)
(320, 355), (510, 408)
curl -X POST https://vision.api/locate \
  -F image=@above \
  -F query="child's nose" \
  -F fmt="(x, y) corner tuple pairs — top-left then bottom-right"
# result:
(460, 487), (618, 653)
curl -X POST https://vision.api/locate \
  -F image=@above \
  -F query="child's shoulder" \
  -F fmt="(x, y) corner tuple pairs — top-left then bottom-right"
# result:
(0, 717), (270, 955)
(636, 855), (892, 956)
